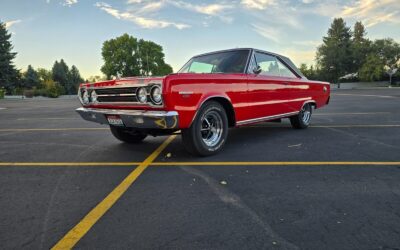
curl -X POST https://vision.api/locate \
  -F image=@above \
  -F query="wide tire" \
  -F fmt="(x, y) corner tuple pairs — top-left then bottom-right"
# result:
(182, 101), (228, 156)
(110, 126), (147, 143)
(290, 103), (313, 129)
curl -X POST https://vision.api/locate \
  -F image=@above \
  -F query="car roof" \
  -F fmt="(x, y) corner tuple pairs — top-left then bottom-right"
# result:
(193, 48), (306, 79)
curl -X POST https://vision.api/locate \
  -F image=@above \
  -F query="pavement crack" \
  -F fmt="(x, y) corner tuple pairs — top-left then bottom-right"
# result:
(180, 166), (299, 250)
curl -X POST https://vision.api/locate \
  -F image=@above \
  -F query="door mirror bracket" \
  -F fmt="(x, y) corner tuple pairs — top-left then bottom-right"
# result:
(253, 65), (262, 75)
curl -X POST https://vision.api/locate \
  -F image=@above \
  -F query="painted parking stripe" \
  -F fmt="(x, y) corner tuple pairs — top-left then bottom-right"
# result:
(51, 135), (177, 250)
(1, 161), (400, 167)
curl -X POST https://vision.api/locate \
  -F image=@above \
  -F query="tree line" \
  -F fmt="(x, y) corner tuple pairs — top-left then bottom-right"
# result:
(0, 21), (83, 97)
(300, 18), (400, 84)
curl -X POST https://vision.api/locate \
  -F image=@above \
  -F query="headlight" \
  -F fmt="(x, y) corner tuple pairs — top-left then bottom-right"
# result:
(150, 85), (162, 105)
(90, 90), (97, 103)
(136, 87), (147, 103)
(82, 89), (89, 105)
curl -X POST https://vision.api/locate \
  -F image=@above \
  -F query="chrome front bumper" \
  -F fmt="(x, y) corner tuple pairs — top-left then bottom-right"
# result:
(76, 107), (179, 129)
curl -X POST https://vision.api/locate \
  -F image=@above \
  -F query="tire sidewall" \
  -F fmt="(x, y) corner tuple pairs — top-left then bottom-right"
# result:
(192, 102), (228, 155)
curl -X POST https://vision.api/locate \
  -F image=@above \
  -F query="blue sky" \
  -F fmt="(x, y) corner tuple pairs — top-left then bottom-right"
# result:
(1, 0), (399, 78)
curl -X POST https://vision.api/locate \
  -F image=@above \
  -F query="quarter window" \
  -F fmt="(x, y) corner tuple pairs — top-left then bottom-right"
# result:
(254, 52), (297, 78)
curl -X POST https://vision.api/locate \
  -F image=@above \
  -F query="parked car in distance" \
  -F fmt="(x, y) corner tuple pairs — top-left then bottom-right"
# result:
(77, 48), (330, 156)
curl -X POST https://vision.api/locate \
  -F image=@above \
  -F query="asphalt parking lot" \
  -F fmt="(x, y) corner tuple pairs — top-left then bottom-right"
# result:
(1, 88), (400, 250)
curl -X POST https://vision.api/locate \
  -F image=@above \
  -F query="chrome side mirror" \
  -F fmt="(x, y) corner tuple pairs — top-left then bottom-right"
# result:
(253, 65), (262, 75)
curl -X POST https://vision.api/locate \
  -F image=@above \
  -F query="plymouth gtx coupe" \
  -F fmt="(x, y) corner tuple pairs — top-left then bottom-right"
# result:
(77, 48), (330, 156)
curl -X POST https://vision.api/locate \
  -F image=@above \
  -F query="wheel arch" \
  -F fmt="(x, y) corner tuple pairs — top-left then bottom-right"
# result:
(302, 100), (317, 109)
(190, 95), (236, 128)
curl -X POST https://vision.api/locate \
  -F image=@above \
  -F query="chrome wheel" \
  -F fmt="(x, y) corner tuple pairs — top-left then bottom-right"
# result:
(301, 104), (312, 125)
(201, 111), (223, 147)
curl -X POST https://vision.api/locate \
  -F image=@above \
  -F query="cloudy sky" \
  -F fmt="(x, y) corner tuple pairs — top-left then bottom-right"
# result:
(1, 0), (400, 78)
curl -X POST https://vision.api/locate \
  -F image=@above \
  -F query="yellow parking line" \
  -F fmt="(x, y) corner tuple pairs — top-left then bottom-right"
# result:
(0, 128), (108, 132)
(51, 135), (177, 250)
(1, 161), (400, 167)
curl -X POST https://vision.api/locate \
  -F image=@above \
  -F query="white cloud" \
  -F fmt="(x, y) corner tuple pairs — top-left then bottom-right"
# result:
(63, 0), (78, 6)
(5, 20), (21, 29)
(241, 0), (276, 10)
(252, 24), (281, 43)
(169, 1), (233, 16)
(95, 2), (190, 29)
(340, 0), (400, 27)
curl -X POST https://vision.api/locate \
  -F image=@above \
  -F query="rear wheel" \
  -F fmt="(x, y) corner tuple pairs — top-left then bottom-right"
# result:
(290, 103), (313, 129)
(110, 126), (147, 143)
(182, 101), (228, 156)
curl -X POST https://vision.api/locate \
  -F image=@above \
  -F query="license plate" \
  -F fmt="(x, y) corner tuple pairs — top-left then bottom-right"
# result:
(107, 115), (124, 126)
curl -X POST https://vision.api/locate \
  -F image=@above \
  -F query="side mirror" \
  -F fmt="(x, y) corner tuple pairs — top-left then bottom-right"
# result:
(253, 65), (262, 75)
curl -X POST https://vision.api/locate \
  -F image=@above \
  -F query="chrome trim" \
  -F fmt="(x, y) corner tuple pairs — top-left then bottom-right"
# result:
(302, 100), (317, 109)
(79, 83), (164, 108)
(149, 85), (163, 105)
(179, 91), (194, 95)
(236, 111), (299, 126)
(76, 107), (179, 129)
(97, 94), (136, 97)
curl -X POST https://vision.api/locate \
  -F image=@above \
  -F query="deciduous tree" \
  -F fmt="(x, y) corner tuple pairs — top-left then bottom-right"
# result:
(101, 33), (173, 79)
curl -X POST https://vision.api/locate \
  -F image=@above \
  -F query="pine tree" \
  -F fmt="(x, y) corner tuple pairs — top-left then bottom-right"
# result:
(23, 65), (40, 89)
(52, 59), (69, 93)
(0, 21), (19, 93)
(68, 65), (83, 94)
(352, 21), (371, 73)
(316, 18), (353, 83)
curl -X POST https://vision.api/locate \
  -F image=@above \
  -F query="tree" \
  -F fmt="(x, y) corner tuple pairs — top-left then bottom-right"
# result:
(23, 65), (40, 89)
(352, 21), (371, 73)
(299, 63), (319, 80)
(101, 33), (173, 79)
(316, 18), (353, 83)
(0, 21), (19, 93)
(52, 59), (70, 93)
(68, 65), (83, 94)
(37, 68), (52, 84)
(372, 39), (400, 80)
(359, 54), (385, 82)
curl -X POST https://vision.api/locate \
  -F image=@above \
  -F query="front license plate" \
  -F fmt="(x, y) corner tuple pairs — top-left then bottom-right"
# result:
(107, 115), (124, 126)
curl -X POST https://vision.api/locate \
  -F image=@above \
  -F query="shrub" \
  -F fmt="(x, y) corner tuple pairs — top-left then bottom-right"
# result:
(0, 88), (5, 99)
(24, 89), (34, 98)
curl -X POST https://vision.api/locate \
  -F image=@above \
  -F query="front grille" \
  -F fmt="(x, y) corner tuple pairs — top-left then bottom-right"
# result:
(97, 96), (138, 103)
(93, 87), (139, 103)
(96, 87), (137, 95)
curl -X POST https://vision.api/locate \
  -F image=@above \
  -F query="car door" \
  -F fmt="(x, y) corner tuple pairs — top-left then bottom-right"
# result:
(246, 51), (292, 120)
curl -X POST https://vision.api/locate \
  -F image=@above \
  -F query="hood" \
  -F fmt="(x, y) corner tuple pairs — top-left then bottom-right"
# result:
(82, 76), (165, 89)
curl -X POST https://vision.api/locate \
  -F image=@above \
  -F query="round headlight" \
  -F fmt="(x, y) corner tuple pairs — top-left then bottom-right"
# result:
(137, 87), (147, 103)
(150, 86), (162, 105)
(82, 89), (89, 105)
(91, 90), (97, 103)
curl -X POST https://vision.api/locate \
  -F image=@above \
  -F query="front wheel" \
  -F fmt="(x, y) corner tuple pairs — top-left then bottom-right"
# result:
(290, 103), (313, 129)
(110, 126), (147, 143)
(182, 101), (228, 156)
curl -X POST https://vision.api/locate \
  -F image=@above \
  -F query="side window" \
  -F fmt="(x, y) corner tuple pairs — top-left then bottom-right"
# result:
(254, 52), (297, 78)
(254, 52), (280, 77)
(276, 60), (297, 78)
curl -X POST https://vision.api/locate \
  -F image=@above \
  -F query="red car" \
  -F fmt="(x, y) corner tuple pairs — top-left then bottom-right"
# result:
(77, 48), (330, 156)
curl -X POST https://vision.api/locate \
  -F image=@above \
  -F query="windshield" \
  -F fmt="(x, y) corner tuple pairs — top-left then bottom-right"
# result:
(178, 50), (250, 74)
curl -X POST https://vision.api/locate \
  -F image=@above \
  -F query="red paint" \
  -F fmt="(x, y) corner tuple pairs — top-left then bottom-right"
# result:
(81, 72), (330, 129)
